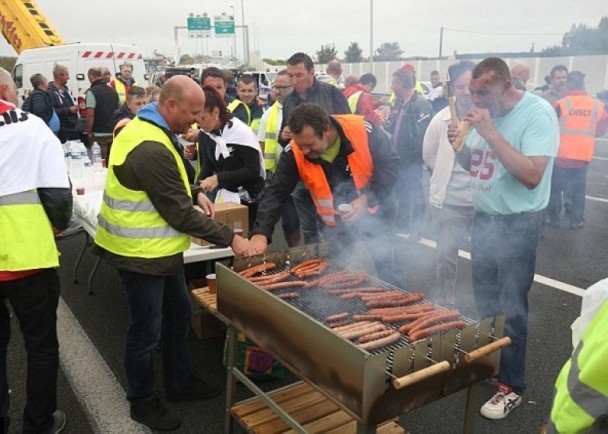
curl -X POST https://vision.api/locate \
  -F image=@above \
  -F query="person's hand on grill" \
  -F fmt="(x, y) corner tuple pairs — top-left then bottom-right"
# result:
(340, 195), (368, 223)
(249, 234), (268, 255)
(230, 234), (256, 257)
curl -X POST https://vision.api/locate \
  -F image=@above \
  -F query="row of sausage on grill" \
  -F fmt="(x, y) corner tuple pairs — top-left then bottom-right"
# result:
(238, 258), (467, 350)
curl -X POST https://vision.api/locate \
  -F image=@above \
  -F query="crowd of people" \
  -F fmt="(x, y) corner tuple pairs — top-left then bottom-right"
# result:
(1, 51), (607, 433)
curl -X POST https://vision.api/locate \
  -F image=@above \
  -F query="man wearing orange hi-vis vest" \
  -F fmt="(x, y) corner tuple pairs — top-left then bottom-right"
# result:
(546, 71), (608, 230)
(249, 103), (405, 288)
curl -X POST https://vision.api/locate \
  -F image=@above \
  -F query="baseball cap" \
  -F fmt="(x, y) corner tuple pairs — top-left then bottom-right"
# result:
(400, 63), (416, 72)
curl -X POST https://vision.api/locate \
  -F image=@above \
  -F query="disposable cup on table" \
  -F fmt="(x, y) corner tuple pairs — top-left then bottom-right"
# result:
(206, 273), (217, 294)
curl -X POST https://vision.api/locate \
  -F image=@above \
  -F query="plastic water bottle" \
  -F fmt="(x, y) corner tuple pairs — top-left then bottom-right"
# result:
(83, 157), (92, 179)
(62, 142), (71, 174)
(91, 141), (102, 171)
(70, 141), (84, 178)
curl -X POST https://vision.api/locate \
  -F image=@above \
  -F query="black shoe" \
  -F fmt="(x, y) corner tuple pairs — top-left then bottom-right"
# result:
(131, 396), (181, 431)
(166, 375), (221, 402)
(570, 221), (584, 230)
(51, 410), (66, 434)
(544, 218), (559, 228)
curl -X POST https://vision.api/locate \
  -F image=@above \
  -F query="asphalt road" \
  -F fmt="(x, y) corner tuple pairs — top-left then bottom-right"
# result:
(5, 138), (608, 434)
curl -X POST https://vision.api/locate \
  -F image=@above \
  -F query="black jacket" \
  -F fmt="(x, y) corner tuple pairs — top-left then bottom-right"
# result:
(22, 88), (54, 124)
(253, 117), (400, 242)
(47, 81), (78, 131)
(113, 103), (136, 124)
(197, 121), (264, 199)
(389, 92), (432, 166)
(279, 79), (350, 145)
(88, 80), (119, 134)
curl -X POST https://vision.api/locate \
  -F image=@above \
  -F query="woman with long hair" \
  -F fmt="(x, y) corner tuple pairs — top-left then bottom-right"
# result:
(197, 85), (265, 230)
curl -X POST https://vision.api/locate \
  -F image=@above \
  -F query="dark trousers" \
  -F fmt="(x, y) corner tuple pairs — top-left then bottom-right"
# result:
(547, 164), (589, 225)
(117, 270), (192, 403)
(395, 164), (426, 236)
(293, 181), (321, 244)
(0, 269), (60, 433)
(471, 211), (542, 395)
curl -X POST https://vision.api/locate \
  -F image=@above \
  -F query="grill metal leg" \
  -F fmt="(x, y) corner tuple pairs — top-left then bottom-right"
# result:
(463, 382), (479, 434)
(72, 231), (90, 283)
(224, 326), (238, 434)
(87, 256), (103, 295)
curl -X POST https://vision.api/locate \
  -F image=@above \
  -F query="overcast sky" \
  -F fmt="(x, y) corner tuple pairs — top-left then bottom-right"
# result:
(0, 0), (604, 61)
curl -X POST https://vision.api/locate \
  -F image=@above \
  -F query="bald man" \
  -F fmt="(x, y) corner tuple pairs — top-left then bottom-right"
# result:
(94, 75), (254, 431)
(511, 63), (530, 91)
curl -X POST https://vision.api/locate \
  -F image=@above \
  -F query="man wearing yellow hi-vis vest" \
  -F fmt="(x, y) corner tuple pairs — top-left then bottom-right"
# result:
(544, 278), (608, 433)
(257, 70), (301, 247)
(94, 76), (255, 432)
(227, 75), (264, 134)
(0, 69), (72, 434)
(111, 62), (139, 103)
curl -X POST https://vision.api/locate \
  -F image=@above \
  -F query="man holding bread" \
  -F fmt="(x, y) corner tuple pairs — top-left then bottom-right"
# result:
(451, 57), (559, 420)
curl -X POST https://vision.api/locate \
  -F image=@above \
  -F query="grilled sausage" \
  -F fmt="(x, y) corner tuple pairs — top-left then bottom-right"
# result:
(357, 329), (396, 343)
(290, 258), (323, 273)
(408, 310), (461, 335)
(325, 312), (349, 322)
(352, 314), (383, 321)
(258, 280), (306, 291)
(370, 303), (435, 316)
(248, 271), (290, 283)
(408, 321), (467, 342)
(358, 331), (402, 351)
(365, 293), (426, 308)
(331, 320), (373, 331)
(384, 311), (438, 324)
(239, 262), (277, 278)
(339, 323), (386, 340)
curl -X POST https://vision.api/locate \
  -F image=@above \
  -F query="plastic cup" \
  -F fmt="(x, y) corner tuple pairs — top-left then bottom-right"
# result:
(76, 187), (85, 195)
(206, 273), (217, 294)
(338, 204), (352, 213)
(233, 228), (244, 238)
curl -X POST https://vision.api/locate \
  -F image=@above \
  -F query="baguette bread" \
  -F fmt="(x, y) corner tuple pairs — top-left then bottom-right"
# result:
(451, 120), (472, 153)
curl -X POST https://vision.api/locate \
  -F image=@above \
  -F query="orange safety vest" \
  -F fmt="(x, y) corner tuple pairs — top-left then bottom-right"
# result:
(556, 95), (605, 162)
(291, 114), (375, 226)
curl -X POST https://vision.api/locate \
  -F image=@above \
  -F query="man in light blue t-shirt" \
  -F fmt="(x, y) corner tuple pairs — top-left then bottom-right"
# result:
(454, 57), (559, 421)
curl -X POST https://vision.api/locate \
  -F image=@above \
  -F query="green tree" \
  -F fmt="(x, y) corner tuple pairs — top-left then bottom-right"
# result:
(179, 54), (194, 65)
(316, 44), (338, 64)
(344, 42), (363, 63)
(374, 42), (403, 61)
(542, 16), (608, 55)
(0, 57), (16, 72)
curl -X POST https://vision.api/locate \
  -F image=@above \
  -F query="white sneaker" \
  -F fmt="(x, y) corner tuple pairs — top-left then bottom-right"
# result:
(480, 384), (522, 420)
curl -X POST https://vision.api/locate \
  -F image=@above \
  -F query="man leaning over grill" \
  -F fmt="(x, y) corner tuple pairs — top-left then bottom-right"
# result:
(250, 103), (404, 289)
(93, 75), (256, 431)
(452, 57), (559, 420)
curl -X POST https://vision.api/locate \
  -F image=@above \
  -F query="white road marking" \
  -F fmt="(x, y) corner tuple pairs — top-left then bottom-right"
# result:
(586, 195), (608, 204)
(57, 298), (150, 434)
(593, 156), (608, 161)
(398, 234), (586, 297)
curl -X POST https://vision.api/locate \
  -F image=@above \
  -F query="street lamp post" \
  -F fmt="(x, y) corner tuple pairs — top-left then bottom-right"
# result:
(230, 6), (237, 62)
(240, 0), (249, 66)
(369, 0), (374, 71)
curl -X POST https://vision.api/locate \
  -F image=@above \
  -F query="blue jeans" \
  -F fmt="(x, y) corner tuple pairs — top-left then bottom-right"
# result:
(118, 270), (192, 403)
(292, 181), (321, 244)
(471, 211), (542, 395)
(395, 164), (426, 235)
(430, 205), (474, 304)
(0, 269), (60, 433)
(547, 164), (589, 225)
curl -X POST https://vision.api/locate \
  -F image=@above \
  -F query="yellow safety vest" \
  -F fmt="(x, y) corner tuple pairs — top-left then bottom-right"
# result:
(113, 79), (138, 103)
(548, 300), (608, 433)
(348, 91), (363, 114)
(263, 102), (281, 172)
(0, 190), (58, 271)
(227, 99), (262, 134)
(95, 117), (191, 258)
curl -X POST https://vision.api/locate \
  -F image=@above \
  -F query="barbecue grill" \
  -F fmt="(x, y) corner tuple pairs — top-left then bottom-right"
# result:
(219, 242), (510, 433)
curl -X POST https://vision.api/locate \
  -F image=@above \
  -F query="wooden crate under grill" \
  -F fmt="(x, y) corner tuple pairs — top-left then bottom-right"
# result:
(231, 381), (404, 434)
(191, 287), (218, 312)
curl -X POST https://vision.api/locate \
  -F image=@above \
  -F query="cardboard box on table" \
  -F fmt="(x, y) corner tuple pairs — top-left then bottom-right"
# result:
(191, 202), (248, 246)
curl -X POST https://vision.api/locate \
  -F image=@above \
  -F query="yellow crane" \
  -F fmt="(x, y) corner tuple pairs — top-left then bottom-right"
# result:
(0, 0), (63, 54)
